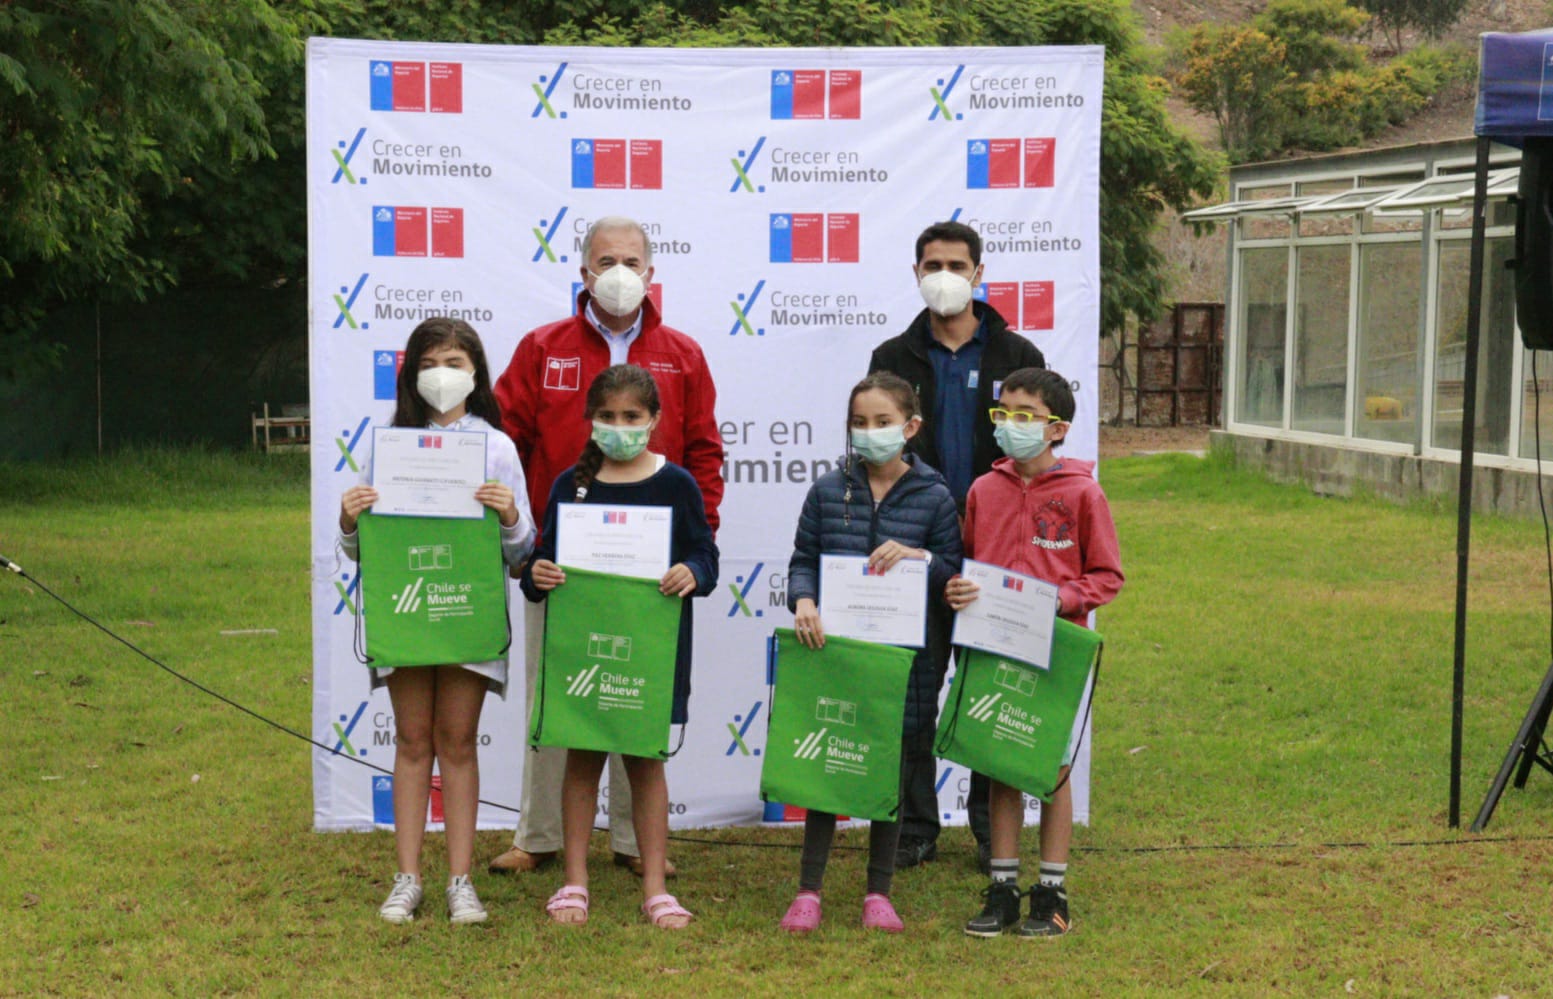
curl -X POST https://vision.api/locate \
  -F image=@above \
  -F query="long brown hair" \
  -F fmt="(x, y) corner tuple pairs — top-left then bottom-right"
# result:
(573, 364), (662, 501)
(391, 317), (502, 428)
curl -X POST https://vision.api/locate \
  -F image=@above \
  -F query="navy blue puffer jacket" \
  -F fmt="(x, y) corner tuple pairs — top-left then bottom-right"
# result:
(787, 453), (964, 735)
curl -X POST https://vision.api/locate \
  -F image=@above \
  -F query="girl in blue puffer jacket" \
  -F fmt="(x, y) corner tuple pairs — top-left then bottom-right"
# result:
(780, 371), (963, 934)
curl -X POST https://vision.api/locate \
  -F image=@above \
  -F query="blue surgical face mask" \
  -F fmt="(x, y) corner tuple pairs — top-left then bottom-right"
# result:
(592, 421), (651, 461)
(994, 421), (1050, 462)
(850, 425), (908, 466)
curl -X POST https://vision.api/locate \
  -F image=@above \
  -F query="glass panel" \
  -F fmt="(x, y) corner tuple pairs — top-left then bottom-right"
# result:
(1355, 243), (1421, 443)
(1236, 247), (1288, 427)
(1364, 211), (1423, 234)
(1360, 171), (1424, 188)
(1432, 238), (1515, 454)
(1243, 214), (1292, 240)
(1300, 213), (1352, 237)
(1373, 175), (1477, 208)
(1297, 179), (1353, 197)
(1239, 185), (1297, 240)
(1439, 200), (1515, 231)
(1304, 187), (1400, 212)
(1292, 244), (1351, 433)
(1520, 348), (1553, 459)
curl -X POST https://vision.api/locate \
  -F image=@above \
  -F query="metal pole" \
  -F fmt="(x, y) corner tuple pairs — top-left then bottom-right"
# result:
(1450, 136), (1492, 827)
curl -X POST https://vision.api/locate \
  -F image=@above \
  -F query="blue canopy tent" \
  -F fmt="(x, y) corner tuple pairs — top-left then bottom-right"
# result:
(1465, 30), (1553, 829)
(1474, 30), (1553, 142)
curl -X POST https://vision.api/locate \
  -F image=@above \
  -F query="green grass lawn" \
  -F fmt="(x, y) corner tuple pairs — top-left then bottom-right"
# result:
(4, 447), (1553, 995)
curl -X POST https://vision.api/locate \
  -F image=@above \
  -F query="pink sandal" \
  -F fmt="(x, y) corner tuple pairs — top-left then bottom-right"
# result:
(862, 892), (904, 932)
(641, 893), (693, 929)
(545, 885), (589, 925)
(779, 890), (822, 933)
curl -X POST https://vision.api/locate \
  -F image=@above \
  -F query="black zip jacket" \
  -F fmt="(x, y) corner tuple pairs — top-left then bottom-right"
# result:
(867, 301), (1046, 504)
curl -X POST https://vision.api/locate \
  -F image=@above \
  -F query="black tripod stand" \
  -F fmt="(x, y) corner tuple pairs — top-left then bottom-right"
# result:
(1471, 662), (1553, 831)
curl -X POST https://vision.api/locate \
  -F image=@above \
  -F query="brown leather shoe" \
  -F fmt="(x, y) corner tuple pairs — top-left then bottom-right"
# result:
(488, 847), (556, 874)
(613, 852), (677, 879)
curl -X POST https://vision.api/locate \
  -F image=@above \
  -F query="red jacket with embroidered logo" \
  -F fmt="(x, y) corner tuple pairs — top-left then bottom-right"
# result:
(962, 456), (1123, 623)
(493, 293), (724, 533)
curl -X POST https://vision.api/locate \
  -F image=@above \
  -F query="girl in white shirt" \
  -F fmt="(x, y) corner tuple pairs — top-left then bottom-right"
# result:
(338, 317), (535, 925)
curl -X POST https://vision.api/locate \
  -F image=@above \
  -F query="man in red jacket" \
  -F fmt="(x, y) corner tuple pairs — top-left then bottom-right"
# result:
(487, 216), (723, 877)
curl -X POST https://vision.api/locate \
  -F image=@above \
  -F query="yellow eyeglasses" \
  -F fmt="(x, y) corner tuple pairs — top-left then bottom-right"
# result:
(988, 408), (1063, 426)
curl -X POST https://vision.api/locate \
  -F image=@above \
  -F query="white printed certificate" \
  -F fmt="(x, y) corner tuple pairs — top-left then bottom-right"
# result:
(819, 553), (928, 648)
(950, 559), (1060, 669)
(370, 427), (486, 519)
(555, 503), (672, 581)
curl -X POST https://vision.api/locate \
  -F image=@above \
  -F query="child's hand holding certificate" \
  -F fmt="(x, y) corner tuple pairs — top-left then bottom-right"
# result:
(950, 559), (1060, 669)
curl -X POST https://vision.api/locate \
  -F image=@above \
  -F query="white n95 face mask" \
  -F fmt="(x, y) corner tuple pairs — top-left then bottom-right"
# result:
(416, 366), (475, 414)
(590, 264), (647, 317)
(918, 270), (975, 317)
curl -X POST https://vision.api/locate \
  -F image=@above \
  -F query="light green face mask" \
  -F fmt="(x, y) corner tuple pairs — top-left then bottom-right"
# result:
(994, 421), (1049, 461)
(850, 425), (907, 466)
(592, 421), (651, 461)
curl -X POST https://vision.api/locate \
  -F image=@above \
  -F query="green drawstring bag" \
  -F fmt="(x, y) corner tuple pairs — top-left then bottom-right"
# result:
(935, 617), (1103, 800)
(356, 510), (510, 668)
(529, 567), (682, 759)
(759, 628), (914, 822)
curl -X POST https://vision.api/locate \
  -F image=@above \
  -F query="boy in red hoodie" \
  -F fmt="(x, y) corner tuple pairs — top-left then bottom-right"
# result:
(947, 367), (1123, 938)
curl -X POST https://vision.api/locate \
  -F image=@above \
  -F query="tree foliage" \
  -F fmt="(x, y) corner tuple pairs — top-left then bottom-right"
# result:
(1174, 0), (1473, 163)
(0, 0), (312, 378)
(1257, 0), (1368, 77)
(1177, 26), (1295, 163)
(1354, 0), (1468, 52)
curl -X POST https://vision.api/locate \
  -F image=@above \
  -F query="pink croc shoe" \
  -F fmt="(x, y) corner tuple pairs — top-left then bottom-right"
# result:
(779, 891), (822, 933)
(862, 892), (904, 933)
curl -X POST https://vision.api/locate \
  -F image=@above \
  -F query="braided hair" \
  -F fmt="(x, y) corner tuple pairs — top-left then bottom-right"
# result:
(841, 371), (921, 525)
(573, 364), (662, 502)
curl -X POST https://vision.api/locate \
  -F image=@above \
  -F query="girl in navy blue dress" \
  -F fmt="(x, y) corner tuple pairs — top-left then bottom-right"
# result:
(522, 364), (718, 929)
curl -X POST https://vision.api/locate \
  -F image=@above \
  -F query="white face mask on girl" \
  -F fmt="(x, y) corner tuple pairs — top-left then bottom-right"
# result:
(589, 264), (647, 317)
(416, 366), (476, 414)
(918, 270), (975, 317)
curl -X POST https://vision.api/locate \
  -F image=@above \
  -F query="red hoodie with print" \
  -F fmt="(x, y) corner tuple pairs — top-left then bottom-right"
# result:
(962, 456), (1123, 623)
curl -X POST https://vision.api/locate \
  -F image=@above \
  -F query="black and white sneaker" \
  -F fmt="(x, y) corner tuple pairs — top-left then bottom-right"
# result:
(1018, 882), (1071, 937)
(963, 881), (1022, 937)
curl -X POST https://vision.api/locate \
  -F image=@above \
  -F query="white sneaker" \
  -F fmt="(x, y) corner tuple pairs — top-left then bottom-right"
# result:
(447, 874), (488, 924)
(379, 872), (423, 924)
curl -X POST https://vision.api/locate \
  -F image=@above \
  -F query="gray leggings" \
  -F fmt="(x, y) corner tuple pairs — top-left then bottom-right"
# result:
(798, 811), (900, 897)
(797, 729), (929, 896)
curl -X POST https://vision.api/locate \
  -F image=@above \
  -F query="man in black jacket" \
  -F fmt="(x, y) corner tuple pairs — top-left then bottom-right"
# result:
(868, 220), (1046, 872)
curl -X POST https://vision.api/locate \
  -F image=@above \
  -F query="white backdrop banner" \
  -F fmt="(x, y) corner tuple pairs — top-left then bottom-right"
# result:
(307, 39), (1103, 831)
